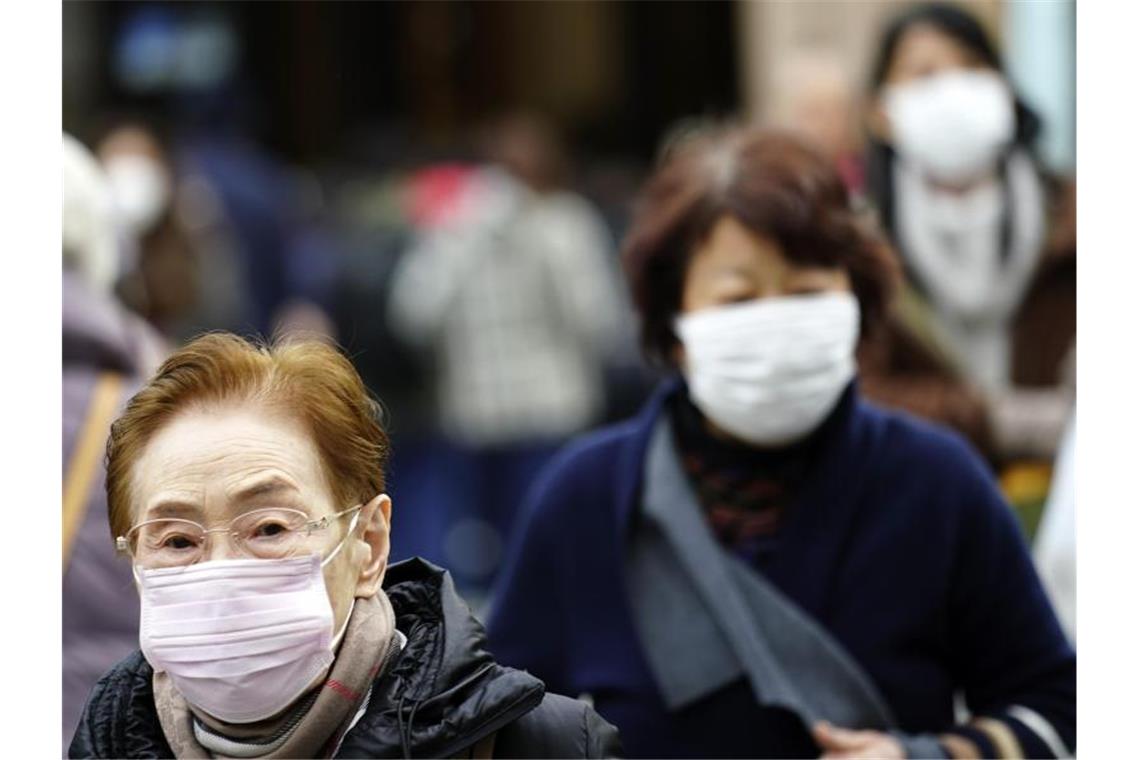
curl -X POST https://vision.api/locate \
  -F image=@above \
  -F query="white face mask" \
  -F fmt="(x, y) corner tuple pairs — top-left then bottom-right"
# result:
(884, 69), (1015, 185)
(104, 155), (172, 236)
(137, 520), (358, 724)
(675, 292), (860, 446)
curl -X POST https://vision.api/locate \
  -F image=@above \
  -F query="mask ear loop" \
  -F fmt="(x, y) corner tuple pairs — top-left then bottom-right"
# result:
(330, 596), (356, 651)
(322, 507), (365, 651)
(321, 507), (363, 568)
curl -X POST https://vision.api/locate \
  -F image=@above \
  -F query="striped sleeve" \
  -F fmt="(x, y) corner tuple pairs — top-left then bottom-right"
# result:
(938, 724), (999, 758)
(934, 437), (1076, 758)
(935, 706), (1074, 759)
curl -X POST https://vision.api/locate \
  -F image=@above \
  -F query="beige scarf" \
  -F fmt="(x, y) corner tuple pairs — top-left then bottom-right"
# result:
(153, 591), (397, 759)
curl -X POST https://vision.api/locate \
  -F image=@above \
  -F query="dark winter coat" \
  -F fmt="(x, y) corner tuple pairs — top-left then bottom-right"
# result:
(69, 559), (621, 759)
(486, 378), (1075, 758)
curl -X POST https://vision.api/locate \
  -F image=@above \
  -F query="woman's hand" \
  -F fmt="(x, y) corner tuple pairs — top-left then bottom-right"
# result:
(813, 721), (906, 759)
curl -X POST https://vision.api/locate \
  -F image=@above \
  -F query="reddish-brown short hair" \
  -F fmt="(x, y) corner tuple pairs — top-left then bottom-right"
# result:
(622, 125), (899, 366)
(105, 333), (390, 542)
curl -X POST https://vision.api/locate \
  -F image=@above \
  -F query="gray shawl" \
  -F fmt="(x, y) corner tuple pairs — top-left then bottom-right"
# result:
(625, 417), (943, 758)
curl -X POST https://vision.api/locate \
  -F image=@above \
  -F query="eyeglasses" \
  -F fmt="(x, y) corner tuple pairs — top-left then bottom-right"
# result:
(116, 505), (363, 569)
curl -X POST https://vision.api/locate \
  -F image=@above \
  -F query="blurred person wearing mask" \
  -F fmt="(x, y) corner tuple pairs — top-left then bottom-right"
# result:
(486, 127), (1074, 759)
(63, 133), (168, 752)
(862, 2), (1075, 462)
(97, 121), (196, 332)
(108, 7), (325, 341)
(96, 120), (249, 341)
(69, 333), (620, 759)
(387, 111), (624, 593)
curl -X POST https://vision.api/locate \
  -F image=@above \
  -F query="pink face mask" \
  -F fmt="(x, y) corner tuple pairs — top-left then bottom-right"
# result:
(137, 536), (355, 724)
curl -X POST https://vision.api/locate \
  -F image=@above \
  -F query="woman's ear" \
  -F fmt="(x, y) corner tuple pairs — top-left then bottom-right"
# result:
(354, 493), (392, 597)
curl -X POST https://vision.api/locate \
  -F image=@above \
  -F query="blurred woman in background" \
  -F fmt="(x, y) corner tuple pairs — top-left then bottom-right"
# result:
(96, 121), (202, 335)
(386, 111), (625, 596)
(862, 2), (1075, 462)
(487, 127), (1074, 759)
(62, 133), (169, 753)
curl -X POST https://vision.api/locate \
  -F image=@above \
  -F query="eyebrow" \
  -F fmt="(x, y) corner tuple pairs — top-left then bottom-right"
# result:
(229, 475), (303, 502)
(711, 265), (757, 279)
(142, 499), (201, 521)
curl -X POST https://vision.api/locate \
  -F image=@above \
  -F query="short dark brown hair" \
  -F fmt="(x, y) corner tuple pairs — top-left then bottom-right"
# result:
(105, 333), (391, 542)
(621, 125), (899, 366)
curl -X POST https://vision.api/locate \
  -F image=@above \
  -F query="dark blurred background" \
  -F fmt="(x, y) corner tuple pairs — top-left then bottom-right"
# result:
(64, 2), (742, 164)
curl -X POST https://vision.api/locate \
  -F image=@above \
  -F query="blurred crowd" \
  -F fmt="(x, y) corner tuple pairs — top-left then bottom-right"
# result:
(63, 1), (1076, 754)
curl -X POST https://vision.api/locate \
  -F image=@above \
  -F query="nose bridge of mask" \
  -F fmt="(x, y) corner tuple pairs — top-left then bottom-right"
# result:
(139, 551), (356, 653)
(675, 293), (859, 383)
(676, 292), (858, 345)
(145, 583), (327, 632)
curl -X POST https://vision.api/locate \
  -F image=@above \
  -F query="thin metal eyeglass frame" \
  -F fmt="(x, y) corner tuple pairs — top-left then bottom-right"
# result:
(114, 504), (364, 561)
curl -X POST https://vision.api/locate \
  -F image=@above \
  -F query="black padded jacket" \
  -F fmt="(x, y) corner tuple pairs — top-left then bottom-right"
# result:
(69, 558), (621, 759)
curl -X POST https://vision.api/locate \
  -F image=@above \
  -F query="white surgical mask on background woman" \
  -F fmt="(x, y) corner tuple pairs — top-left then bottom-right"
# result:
(675, 291), (860, 447)
(884, 69), (1015, 185)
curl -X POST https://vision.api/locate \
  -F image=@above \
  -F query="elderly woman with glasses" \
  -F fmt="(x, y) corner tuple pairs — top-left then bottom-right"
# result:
(69, 333), (619, 759)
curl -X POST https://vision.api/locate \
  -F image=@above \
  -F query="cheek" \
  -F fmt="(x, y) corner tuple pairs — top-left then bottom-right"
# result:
(680, 272), (734, 313)
(680, 251), (724, 313)
(678, 274), (703, 314)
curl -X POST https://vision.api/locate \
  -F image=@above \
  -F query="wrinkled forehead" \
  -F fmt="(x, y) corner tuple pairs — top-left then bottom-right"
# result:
(128, 404), (331, 524)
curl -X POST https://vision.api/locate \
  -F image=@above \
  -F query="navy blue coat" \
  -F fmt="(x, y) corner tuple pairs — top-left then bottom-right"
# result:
(486, 379), (1075, 758)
